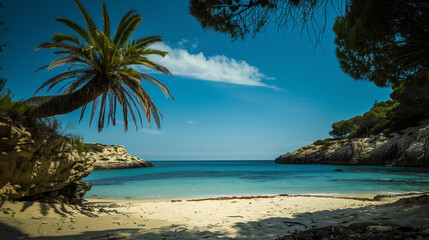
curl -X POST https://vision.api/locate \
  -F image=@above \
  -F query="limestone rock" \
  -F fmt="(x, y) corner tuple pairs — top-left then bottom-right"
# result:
(85, 143), (153, 170)
(275, 121), (429, 167)
(0, 115), (94, 201)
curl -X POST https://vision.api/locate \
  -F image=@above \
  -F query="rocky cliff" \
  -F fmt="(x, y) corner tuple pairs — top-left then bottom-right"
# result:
(275, 121), (429, 167)
(85, 143), (153, 170)
(0, 115), (94, 202)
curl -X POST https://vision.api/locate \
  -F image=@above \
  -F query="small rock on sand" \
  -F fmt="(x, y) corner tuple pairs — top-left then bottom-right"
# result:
(367, 225), (393, 233)
(348, 221), (380, 229)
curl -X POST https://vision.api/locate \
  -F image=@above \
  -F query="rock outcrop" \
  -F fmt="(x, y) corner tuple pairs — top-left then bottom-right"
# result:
(85, 143), (153, 170)
(276, 121), (429, 167)
(18, 181), (92, 205)
(0, 115), (94, 202)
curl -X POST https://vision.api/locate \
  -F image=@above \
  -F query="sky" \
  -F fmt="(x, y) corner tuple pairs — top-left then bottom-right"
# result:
(0, 0), (392, 160)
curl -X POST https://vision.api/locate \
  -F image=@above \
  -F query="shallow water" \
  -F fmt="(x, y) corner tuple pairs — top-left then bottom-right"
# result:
(83, 160), (429, 200)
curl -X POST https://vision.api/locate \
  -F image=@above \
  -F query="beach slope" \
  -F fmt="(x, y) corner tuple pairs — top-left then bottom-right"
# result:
(0, 193), (427, 239)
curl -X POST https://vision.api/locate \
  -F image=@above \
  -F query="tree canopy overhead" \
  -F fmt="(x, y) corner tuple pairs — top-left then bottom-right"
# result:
(333, 0), (429, 89)
(190, 0), (345, 42)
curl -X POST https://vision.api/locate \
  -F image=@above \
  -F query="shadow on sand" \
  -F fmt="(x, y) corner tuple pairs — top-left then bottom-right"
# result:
(0, 195), (427, 240)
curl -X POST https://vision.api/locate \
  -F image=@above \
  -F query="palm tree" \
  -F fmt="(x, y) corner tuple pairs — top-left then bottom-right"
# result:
(26, 0), (174, 132)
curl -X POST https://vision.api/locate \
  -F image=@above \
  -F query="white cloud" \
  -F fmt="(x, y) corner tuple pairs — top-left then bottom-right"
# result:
(177, 39), (188, 48)
(187, 120), (195, 125)
(143, 42), (280, 90)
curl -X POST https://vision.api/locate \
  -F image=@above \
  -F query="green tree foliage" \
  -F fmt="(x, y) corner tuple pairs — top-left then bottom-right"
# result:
(329, 100), (400, 138)
(330, 87), (429, 139)
(190, 0), (340, 41)
(333, 0), (429, 89)
(389, 80), (429, 129)
(331, 0), (429, 137)
(25, 0), (174, 132)
(329, 119), (356, 139)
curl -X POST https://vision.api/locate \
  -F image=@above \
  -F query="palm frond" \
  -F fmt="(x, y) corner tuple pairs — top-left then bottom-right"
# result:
(34, 69), (85, 95)
(107, 90), (116, 125)
(141, 73), (175, 100)
(123, 91), (143, 128)
(113, 10), (138, 45)
(52, 33), (81, 45)
(46, 55), (83, 70)
(113, 77), (144, 129)
(121, 89), (139, 131)
(128, 57), (173, 76)
(139, 48), (168, 57)
(98, 92), (108, 132)
(111, 86), (129, 130)
(132, 36), (163, 49)
(115, 15), (142, 47)
(36, 42), (92, 63)
(73, 0), (98, 36)
(56, 18), (90, 43)
(62, 75), (93, 94)
(89, 96), (99, 127)
(79, 104), (87, 122)
(102, 2), (111, 37)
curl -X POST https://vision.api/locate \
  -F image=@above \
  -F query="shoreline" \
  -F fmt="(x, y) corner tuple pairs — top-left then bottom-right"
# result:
(84, 191), (427, 201)
(1, 193), (427, 239)
(176, 192), (427, 202)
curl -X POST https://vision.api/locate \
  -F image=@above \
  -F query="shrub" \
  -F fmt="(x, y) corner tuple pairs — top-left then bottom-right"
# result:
(74, 136), (85, 156)
(84, 143), (104, 153)
(0, 78), (31, 116)
(313, 139), (332, 146)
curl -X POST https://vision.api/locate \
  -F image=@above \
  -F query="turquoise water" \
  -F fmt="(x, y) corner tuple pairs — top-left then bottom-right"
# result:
(83, 161), (429, 200)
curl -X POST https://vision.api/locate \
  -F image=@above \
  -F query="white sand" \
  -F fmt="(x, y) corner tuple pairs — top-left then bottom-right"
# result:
(0, 193), (427, 239)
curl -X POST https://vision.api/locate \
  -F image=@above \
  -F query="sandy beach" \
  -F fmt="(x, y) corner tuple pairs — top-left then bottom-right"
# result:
(0, 193), (427, 239)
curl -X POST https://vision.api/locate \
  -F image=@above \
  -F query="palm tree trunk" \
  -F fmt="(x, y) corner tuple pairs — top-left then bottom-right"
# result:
(26, 79), (107, 118)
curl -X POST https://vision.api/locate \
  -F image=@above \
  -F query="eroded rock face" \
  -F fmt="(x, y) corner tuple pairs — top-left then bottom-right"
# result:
(85, 143), (153, 170)
(0, 116), (94, 201)
(275, 121), (429, 167)
(18, 181), (92, 205)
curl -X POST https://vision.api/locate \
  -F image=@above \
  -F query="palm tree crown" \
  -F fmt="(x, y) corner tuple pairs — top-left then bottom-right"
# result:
(26, 0), (174, 132)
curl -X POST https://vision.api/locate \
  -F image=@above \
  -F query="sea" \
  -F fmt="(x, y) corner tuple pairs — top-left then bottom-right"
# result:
(83, 160), (429, 200)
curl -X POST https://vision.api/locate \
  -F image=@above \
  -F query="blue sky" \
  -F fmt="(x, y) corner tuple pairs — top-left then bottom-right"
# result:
(0, 0), (391, 160)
